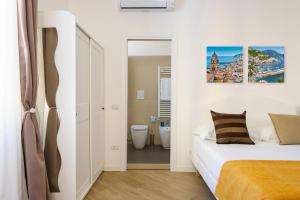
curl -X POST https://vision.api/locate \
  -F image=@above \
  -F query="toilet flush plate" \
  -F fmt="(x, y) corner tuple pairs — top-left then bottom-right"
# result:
(137, 90), (144, 100)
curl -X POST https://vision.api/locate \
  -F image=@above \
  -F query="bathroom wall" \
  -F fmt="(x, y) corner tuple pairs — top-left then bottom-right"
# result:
(128, 56), (171, 145)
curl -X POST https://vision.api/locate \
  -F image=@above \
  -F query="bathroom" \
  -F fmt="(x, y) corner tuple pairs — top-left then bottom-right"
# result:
(127, 40), (172, 169)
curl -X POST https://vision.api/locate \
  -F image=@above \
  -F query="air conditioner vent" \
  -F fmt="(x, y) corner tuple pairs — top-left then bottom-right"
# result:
(119, 0), (174, 12)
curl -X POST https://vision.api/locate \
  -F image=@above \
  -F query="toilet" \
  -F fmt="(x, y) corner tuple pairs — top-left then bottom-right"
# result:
(131, 125), (148, 149)
(159, 126), (171, 149)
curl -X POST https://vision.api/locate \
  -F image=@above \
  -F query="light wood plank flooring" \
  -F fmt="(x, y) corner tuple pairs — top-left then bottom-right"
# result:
(127, 163), (170, 170)
(85, 170), (216, 200)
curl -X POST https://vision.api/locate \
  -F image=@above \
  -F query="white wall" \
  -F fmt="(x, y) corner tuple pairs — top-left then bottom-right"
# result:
(189, 0), (300, 129)
(39, 0), (300, 171)
(38, 0), (68, 11)
(128, 41), (171, 56)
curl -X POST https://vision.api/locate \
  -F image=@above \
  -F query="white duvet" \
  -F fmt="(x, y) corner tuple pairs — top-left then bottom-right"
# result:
(192, 136), (300, 192)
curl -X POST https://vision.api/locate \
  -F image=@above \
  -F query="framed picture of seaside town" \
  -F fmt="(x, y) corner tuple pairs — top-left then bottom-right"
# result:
(207, 46), (243, 83)
(248, 46), (285, 83)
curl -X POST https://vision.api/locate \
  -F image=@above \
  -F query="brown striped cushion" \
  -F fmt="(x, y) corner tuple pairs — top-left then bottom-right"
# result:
(211, 111), (255, 144)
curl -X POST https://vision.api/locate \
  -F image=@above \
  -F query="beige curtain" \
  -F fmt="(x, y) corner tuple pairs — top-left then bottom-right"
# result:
(17, 0), (48, 199)
(43, 28), (61, 192)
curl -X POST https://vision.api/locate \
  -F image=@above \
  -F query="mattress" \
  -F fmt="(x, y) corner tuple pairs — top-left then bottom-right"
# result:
(192, 135), (300, 193)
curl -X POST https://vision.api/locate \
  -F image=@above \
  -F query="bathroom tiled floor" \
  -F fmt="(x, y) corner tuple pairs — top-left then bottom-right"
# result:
(127, 144), (170, 163)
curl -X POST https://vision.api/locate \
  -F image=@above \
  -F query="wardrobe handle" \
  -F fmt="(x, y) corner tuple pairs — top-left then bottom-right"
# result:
(101, 107), (105, 110)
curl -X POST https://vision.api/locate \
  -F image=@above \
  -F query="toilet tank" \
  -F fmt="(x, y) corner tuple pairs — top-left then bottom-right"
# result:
(131, 125), (148, 131)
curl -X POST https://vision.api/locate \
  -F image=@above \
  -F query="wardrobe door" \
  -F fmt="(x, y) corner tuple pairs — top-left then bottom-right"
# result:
(90, 40), (105, 183)
(76, 28), (91, 199)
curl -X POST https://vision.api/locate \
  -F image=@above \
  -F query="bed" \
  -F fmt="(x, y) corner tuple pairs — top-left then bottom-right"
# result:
(191, 96), (300, 199)
(192, 137), (300, 193)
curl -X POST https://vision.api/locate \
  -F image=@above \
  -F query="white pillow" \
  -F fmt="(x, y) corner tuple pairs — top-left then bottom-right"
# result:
(192, 124), (216, 141)
(260, 125), (279, 143)
(248, 126), (265, 142)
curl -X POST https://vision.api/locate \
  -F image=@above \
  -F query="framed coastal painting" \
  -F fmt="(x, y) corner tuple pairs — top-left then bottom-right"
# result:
(207, 46), (243, 83)
(248, 46), (285, 83)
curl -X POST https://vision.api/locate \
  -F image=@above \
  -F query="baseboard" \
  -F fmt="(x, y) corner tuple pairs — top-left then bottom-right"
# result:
(104, 164), (194, 172)
(77, 178), (91, 200)
(175, 165), (196, 172)
(92, 168), (103, 184)
(127, 163), (170, 170)
(104, 165), (122, 171)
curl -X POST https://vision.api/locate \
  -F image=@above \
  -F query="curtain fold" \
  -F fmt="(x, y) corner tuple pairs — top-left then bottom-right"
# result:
(43, 28), (61, 192)
(17, 0), (48, 199)
(0, 0), (28, 199)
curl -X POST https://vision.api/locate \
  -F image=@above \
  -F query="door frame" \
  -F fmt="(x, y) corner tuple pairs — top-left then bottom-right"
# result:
(121, 35), (178, 171)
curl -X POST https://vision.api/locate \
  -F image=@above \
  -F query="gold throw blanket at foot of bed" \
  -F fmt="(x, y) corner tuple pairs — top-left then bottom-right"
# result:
(215, 160), (300, 200)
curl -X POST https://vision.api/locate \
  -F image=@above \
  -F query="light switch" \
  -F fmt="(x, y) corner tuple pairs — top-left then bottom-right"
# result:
(111, 104), (119, 110)
(137, 90), (144, 100)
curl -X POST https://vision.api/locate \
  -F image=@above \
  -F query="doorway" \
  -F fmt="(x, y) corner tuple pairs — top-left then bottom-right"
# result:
(126, 39), (173, 170)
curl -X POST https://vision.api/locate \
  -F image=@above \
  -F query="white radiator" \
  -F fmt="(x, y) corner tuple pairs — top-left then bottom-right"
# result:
(158, 66), (171, 118)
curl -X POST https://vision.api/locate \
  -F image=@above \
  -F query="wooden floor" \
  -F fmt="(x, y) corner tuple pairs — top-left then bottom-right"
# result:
(127, 163), (170, 170)
(84, 170), (216, 200)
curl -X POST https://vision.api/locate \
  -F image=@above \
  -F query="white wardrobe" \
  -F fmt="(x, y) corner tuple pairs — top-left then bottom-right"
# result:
(38, 11), (105, 200)
(76, 28), (105, 199)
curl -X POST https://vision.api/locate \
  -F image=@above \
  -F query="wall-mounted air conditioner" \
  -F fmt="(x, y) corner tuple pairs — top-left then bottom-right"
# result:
(119, 0), (175, 12)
